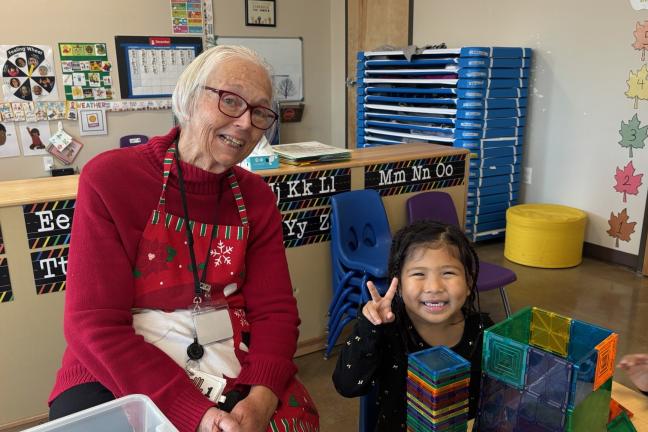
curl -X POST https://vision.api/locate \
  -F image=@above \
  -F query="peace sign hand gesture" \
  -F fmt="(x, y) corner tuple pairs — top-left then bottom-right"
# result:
(362, 277), (399, 326)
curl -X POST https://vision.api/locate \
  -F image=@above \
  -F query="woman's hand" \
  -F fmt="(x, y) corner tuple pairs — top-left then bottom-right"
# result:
(362, 278), (398, 325)
(618, 353), (648, 392)
(229, 385), (278, 432)
(197, 407), (240, 432)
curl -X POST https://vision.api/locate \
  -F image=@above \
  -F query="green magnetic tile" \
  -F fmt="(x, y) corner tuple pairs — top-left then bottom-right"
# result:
(483, 331), (528, 389)
(567, 377), (612, 431)
(607, 412), (637, 432)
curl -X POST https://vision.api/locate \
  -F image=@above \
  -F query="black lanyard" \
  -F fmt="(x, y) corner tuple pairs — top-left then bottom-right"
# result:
(174, 140), (217, 301)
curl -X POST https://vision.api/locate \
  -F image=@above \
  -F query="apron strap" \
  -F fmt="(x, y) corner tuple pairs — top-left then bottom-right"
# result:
(227, 172), (249, 226)
(154, 147), (176, 216)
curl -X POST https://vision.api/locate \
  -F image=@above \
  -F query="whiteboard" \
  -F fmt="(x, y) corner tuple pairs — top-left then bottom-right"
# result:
(215, 36), (303, 102)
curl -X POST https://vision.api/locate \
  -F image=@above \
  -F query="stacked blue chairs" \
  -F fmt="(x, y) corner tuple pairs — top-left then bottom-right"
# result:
(325, 189), (391, 359)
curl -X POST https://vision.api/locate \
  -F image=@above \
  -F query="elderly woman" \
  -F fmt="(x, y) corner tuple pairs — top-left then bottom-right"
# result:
(48, 46), (319, 432)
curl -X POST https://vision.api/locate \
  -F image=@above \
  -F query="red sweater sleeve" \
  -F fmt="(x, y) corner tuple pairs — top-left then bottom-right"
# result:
(234, 173), (299, 395)
(63, 162), (213, 432)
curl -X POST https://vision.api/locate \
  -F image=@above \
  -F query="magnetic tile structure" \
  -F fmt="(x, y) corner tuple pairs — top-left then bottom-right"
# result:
(356, 46), (531, 242)
(407, 346), (470, 431)
(476, 306), (618, 431)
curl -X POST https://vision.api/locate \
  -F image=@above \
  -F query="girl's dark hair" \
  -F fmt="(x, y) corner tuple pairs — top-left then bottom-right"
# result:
(388, 220), (480, 315)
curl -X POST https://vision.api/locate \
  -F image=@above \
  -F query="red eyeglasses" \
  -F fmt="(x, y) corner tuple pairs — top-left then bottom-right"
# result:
(203, 86), (278, 130)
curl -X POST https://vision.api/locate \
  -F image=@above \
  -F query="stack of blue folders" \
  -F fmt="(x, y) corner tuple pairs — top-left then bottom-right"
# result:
(356, 47), (531, 241)
(407, 346), (471, 431)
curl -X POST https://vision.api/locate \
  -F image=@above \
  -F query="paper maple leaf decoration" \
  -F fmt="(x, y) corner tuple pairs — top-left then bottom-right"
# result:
(633, 21), (648, 61)
(613, 161), (644, 202)
(607, 208), (637, 248)
(619, 113), (648, 157)
(626, 65), (648, 109)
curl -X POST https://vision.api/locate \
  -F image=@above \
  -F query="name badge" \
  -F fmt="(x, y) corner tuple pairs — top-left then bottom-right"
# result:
(187, 367), (227, 404)
(192, 305), (234, 346)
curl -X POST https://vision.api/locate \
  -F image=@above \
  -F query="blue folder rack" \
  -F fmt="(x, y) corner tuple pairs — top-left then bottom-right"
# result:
(356, 46), (532, 241)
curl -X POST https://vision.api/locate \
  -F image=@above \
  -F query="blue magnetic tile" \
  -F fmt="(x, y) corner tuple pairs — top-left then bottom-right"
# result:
(568, 348), (597, 409)
(567, 319), (612, 363)
(476, 373), (522, 431)
(524, 346), (572, 409)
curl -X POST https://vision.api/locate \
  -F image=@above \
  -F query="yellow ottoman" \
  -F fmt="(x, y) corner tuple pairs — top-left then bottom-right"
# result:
(504, 204), (588, 268)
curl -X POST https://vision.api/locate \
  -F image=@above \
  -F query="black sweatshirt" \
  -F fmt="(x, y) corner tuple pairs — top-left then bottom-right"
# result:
(332, 304), (493, 432)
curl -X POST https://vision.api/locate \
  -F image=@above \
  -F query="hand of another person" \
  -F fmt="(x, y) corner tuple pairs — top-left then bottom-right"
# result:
(197, 407), (241, 432)
(618, 353), (648, 392)
(229, 385), (279, 432)
(362, 278), (398, 325)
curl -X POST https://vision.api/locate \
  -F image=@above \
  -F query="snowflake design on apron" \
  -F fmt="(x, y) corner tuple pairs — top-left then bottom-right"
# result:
(210, 240), (233, 266)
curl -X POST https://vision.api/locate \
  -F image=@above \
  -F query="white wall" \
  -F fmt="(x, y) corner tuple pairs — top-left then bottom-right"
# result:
(0, 0), (333, 181)
(414, 0), (648, 255)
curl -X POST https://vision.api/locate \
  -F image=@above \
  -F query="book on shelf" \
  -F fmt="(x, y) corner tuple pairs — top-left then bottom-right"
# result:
(272, 141), (351, 165)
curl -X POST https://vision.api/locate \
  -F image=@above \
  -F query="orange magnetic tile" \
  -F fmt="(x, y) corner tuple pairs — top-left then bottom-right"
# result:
(593, 333), (618, 391)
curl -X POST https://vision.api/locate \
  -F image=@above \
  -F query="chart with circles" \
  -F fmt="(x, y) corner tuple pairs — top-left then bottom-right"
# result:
(1, 45), (59, 102)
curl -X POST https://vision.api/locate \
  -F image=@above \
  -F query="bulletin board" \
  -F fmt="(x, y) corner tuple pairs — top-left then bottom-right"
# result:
(114, 35), (203, 98)
(215, 36), (303, 102)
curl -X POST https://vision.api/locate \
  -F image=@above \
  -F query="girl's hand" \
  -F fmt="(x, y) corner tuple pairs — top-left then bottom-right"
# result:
(362, 278), (398, 325)
(618, 353), (648, 392)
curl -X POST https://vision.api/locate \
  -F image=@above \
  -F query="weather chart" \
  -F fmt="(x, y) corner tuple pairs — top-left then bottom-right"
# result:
(1, 45), (58, 102)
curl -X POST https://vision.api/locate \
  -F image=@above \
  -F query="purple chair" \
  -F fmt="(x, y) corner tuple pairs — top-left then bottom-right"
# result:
(406, 191), (514, 317)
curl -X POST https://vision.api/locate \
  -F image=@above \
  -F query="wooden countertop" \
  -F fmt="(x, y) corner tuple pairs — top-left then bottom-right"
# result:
(257, 142), (468, 175)
(0, 175), (80, 207)
(0, 143), (468, 208)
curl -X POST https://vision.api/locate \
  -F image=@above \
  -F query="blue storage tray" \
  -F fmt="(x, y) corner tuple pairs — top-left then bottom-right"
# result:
(466, 145), (522, 159)
(465, 220), (507, 233)
(468, 182), (520, 197)
(457, 87), (529, 99)
(364, 111), (456, 126)
(455, 137), (523, 149)
(469, 164), (521, 178)
(465, 210), (508, 225)
(466, 200), (517, 216)
(458, 57), (532, 69)
(456, 107), (527, 119)
(469, 155), (522, 168)
(456, 117), (526, 129)
(471, 173), (521, 187)
(458, 68), (530, 79)
(467, 191), (519, 207)
(458, 127), (524, 140)
(457, 78), (529, 89)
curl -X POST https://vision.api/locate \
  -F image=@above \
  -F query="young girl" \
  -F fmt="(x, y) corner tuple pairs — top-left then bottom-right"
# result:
(332, 220), (493, 431)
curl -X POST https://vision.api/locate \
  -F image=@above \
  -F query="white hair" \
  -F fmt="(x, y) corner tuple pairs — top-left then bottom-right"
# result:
(172, 45), (274, 127)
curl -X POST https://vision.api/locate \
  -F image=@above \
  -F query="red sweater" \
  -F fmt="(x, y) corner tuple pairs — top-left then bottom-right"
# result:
(49, 127), (299, 432)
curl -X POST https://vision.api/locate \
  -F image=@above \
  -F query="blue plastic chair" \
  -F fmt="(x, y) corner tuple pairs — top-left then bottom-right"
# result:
(325, 190), (392, 358)
(406, 191), (515, 317)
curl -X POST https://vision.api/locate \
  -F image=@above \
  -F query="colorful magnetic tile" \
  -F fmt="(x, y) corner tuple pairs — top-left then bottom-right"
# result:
(409, 345), (471, 382)
(607, 412), (637, 432)
(569, 348), (597, 409)
(609, 398), (634, 422)
(489, 306), (531, 344)
(518, 390), (567, 430)
(475, 373), (523, 432)
(483, 331), (528, 389)
(568, 319), (613, 363)
(566, 377), (612, 431)
(406, 373), (470, 397)
(529, 307), (571, 357)
(593, 333), (618, 391)
(525, 346), (573, 409)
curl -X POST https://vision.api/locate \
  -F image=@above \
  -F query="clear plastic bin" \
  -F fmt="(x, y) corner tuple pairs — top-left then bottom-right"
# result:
(25, 394), (177, 432)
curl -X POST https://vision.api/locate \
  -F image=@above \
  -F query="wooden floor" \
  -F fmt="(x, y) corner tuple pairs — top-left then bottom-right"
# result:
(295, 240), (648, 432)
(6, 240), (648, 431)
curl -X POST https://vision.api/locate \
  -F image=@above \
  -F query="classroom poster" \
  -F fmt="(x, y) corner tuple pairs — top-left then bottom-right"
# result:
(18, 121), (50, 156)
(171, 0), (204, 34)
(0, 121), (20, 158)
(1, 45), (58, 102)
(78, 108), (107, 136)
(59, 43), (112, 101)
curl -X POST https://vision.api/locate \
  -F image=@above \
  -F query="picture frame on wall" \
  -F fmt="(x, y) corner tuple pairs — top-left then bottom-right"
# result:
(245, 0), (276, 27)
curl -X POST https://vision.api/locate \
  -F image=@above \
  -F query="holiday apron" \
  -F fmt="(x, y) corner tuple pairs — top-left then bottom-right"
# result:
(131, 145), (318, 431)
